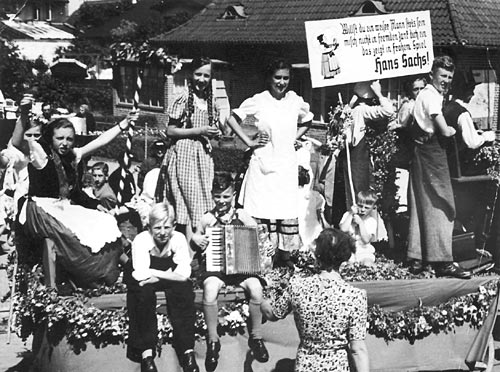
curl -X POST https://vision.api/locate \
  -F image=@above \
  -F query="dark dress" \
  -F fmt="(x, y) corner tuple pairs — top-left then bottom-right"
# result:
(21, 144), (123, 288)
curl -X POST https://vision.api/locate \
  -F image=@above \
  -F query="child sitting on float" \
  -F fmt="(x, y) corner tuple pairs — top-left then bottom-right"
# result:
(339, 190), (381, 266)
(191, 172), (269, 372)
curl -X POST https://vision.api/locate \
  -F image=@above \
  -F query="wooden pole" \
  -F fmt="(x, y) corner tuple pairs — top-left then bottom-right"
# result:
(338, 92), (357, 206)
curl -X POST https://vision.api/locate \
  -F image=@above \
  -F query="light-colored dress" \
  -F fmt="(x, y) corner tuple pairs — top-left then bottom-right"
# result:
(160, 91), (220, 227)
(233, 90), (314, 220)
(271, 274), (367, 372)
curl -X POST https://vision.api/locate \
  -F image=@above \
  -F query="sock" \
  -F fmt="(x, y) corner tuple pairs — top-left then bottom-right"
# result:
(249, 299), (263, 340)
(142, 349), (153, 359)
(203, 300), (219, 342)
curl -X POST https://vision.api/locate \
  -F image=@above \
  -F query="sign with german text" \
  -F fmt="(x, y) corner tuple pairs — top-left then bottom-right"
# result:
(305, 11), (434, 88)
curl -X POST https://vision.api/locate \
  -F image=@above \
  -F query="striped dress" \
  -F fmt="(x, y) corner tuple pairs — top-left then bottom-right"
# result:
(159, 91), (219, 227)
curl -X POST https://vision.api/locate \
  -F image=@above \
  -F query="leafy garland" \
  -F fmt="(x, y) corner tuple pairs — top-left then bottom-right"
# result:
(10, 249), (498, 354)
(109, 41), (182, 73)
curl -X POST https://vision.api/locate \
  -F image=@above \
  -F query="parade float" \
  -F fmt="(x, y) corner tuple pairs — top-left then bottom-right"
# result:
(7, 9), (500, 371)
(8, 97), (500, 371)
(8, 251), (500, 372)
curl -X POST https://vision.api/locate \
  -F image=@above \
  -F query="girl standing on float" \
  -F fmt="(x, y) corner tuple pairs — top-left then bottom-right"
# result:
(156, 57), (225, 241)
(226, 59), (314, 267)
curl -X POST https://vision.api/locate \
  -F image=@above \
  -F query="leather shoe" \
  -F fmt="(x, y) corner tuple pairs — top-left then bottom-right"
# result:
(248, 338), (269, 363)
(205, 340), (221, 372)
(182, 351), (199, 372)
(435, 262), (472, 279)
(141, 356), (158, 372)
(408, 259), (424, 275)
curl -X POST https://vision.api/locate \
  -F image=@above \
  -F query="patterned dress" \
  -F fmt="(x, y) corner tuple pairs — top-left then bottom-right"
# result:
(271, 274), (367, 372)
(159, 91), (220, 227)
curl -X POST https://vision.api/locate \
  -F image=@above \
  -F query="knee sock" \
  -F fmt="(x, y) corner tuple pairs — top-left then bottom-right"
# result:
(249, 299), (263, 340)
(203, 300), (219, 342)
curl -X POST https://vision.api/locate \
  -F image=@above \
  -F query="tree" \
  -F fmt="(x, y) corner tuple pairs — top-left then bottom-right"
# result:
(0, 39), (34, 101)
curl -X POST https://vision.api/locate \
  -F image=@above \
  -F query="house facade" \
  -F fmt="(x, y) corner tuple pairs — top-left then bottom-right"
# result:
(0, 0), (76, 62)
(113, 0), (500, 133)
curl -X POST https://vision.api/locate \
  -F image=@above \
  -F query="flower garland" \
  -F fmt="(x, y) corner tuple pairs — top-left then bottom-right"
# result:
(473, 141), (500, 184)
(326, 103), (353, 153)
(10, 251), (498, 354)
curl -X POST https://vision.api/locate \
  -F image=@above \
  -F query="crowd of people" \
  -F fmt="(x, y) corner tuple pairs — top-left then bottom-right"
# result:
(0, 54), (496, 372)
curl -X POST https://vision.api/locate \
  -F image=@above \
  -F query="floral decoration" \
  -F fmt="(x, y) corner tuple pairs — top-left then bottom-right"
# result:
(326, 103), (353, 153)
(327, 103), (400, 219)
(473, 141), (500, 184)
(10, 250), (498, 354)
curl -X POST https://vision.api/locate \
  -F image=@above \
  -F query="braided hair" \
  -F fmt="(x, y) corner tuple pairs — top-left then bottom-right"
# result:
(186, 57), (215, 128)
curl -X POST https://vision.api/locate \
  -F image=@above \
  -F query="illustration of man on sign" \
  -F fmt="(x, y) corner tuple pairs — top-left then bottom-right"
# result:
(317, 32), (341, 79)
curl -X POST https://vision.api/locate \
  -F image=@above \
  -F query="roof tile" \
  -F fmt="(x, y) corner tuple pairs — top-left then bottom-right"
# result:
(153, 0), (500, 47)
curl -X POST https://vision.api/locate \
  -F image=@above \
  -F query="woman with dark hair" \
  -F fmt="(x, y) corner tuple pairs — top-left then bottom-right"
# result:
(226, 59), (314, 267)
(19, 110), (138, 288)
(156, 57), (225, 241)
(261, 228), (369, 372)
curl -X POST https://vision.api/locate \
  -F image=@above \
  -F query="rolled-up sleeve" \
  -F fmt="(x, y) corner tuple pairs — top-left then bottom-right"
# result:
(458, 112), (485, 150)
(170, 232), (192, 279)
(131, 232), (152, 281)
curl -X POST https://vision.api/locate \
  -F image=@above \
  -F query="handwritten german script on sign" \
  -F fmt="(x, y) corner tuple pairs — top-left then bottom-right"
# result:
(305, 11), (434, 88)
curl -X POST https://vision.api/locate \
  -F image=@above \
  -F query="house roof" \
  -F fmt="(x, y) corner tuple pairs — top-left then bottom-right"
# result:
(0, 20), (75, 40)
(152, 0), (500, 48)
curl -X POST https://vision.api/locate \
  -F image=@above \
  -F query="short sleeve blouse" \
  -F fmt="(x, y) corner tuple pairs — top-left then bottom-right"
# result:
(167, 91), (220, 128)
(232, 90), (313, 125)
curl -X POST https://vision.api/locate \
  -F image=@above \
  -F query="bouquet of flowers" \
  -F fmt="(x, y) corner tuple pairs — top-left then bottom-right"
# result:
(326, 103), (353, 153)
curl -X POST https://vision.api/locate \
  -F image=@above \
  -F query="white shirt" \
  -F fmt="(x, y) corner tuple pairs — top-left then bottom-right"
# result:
(413, 84), (443, 134)
(30, 140), (83, 169)
(455, 99), (493, 149)
(350, 97), (394, 146)
(131, 230), (192, 281)
(1, 140), (29, 208)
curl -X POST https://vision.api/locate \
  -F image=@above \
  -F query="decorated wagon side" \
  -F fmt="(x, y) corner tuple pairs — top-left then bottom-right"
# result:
(10, 253), (500, 372)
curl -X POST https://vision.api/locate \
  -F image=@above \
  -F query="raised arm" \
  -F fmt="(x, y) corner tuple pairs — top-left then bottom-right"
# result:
(79, 110), (139, 159)
(11, 95), (33, 152)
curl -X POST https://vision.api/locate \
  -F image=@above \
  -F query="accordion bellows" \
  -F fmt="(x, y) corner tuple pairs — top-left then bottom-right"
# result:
(206, 225), (262, 275)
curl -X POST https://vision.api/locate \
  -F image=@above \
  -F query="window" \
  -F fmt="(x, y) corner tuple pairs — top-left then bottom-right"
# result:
(218, 4), (248, 20)
(141, 65), (164, 107)
(116, 64), (164, 108)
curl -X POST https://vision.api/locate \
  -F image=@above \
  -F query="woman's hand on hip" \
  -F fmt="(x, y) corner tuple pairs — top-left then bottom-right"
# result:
(248, 131), (270, 149)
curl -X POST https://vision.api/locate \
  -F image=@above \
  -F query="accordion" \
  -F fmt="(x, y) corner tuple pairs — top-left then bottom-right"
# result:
(206, 225), (262, 275)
